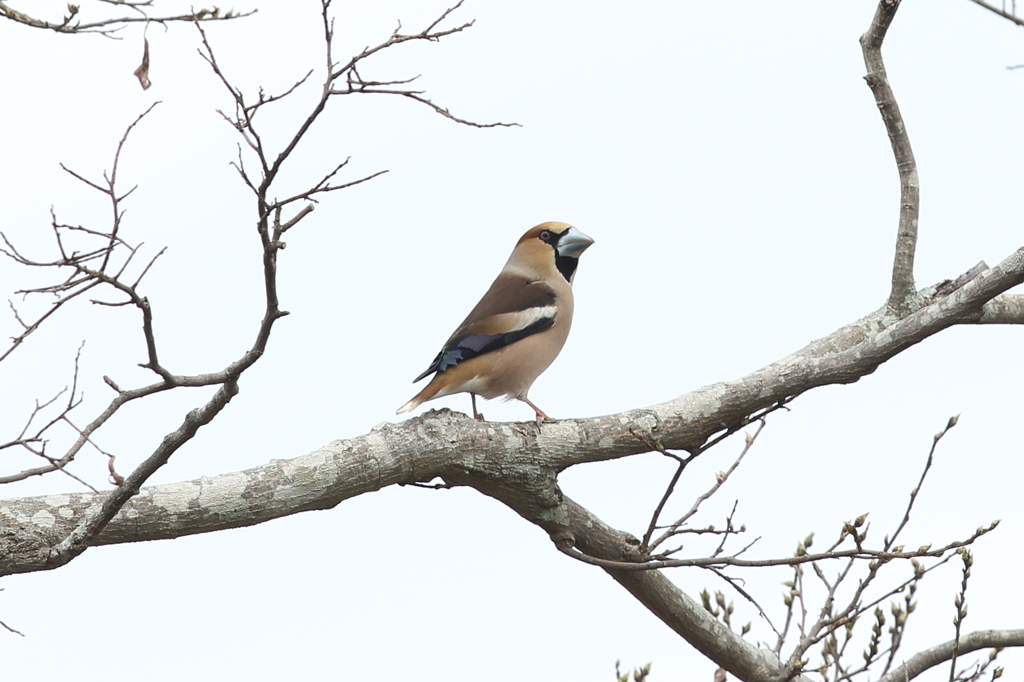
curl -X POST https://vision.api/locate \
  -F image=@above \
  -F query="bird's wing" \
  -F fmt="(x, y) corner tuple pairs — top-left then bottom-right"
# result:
(413, 276), (559, 382)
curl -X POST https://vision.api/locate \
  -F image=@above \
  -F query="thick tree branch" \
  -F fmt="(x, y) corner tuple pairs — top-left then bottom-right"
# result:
(878, 630), (1024, 682)
(975, 293), (1024, 323)
(607, 564), (790, 682)
(0, 416), (439, 575)
(861, 0), (920, 315)
(3, 247), (1024, 570)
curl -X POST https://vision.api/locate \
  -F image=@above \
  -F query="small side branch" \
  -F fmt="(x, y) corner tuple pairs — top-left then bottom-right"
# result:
(949, 549), (974, 682)
(967, 0), (1024, 27)
(326, 2), (518, 130)
(886, 415), (958, 550)
(0, 616), (24, 637)
(46, 380), (240, 568)
(647, 421), (765, 554)
(861, 0), (920, 315)
(558, 525), (995, 572)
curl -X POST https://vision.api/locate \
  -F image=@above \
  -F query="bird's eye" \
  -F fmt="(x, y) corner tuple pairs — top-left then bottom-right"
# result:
(539, 230), (552, 242)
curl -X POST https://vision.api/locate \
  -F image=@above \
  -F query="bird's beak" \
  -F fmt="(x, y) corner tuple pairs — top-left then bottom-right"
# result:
(556, 227), (595, 258)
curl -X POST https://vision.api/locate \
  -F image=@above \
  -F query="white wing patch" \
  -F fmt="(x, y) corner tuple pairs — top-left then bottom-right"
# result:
(501, 304), (557, 332)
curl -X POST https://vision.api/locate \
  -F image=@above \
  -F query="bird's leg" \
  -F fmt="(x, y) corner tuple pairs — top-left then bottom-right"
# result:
(520, 397), (552, 426)
(471, 393), (485, 421)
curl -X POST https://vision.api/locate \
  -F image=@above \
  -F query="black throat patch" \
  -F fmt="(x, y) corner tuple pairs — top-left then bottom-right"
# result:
(555, 255), (578, 282)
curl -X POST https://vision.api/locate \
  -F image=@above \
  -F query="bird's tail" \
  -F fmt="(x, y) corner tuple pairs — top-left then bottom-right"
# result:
(396, 380), (442, 415)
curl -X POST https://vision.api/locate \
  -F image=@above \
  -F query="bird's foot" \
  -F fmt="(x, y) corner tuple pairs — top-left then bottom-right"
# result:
(470, 394), (486, 421)
(521, 397), (552, 427)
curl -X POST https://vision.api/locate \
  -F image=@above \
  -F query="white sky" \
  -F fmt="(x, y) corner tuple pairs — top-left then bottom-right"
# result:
(1, 1), (1023, 680)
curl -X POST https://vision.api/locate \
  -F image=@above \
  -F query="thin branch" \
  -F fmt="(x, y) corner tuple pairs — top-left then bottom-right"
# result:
(776, 565), (800, 656)
(0, 348), (89, 485)
(245, 71), (314, 120)
(330, 1), (473, 80)
(709, 566), (783, 642)
(710, 501), (743, 558)
(782, 434), (961, 678)
(0, 105), (159, 372)
(102, 102), (162, 271)
(649, 420), (766, 552)
(949, 550), (974, 682)
(270, 167), (389, 213)
(637, 440), (688, 551)
(0, 2), (254, 37)
(332, 84), (518, 128)
(967, 0), (1024, 26)
(0, 617), (24, 637)
(557, 524), (995, 571)
(278, 205), (316, 234)
(131, 246), (166, 289)
(58, 164), (107, 193)
(886, 415), (958, 551)
(788, 556), (949, 679)
(1, 99), (252, 499)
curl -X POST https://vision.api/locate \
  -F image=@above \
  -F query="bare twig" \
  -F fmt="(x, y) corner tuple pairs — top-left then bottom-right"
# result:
(779, 415), (965, 678)
(326, 1), (517, 128)
(102, 102), (161, 271)
(649, 420), (766, 552)
(786, 556), (946, 680)
(0, 1), (254, 38)
(0, 617), (24, 637)
(949, 549), (974, 682)
(709, 501), (743, 558)
(557, 525), (994, 571)
(634, 435), (688, 551)
(968, 0), (1024, 26)
(886, 415), (959, 551)
(709, 567), (781, 641)
(0, 347), (86, 484)
(0, 105), (158, 369)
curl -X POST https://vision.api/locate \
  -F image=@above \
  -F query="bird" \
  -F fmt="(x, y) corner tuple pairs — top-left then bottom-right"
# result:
(397, 221), (594, 425)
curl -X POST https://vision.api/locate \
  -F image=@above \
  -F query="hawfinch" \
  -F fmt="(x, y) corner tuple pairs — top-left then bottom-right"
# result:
(397, 222), (594, 424)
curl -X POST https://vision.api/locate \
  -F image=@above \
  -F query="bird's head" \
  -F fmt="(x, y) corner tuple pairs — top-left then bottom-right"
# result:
(509, 222), (595, 284)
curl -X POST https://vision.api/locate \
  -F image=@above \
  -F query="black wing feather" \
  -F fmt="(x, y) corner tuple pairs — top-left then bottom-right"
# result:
(413, 315), (555, 383)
